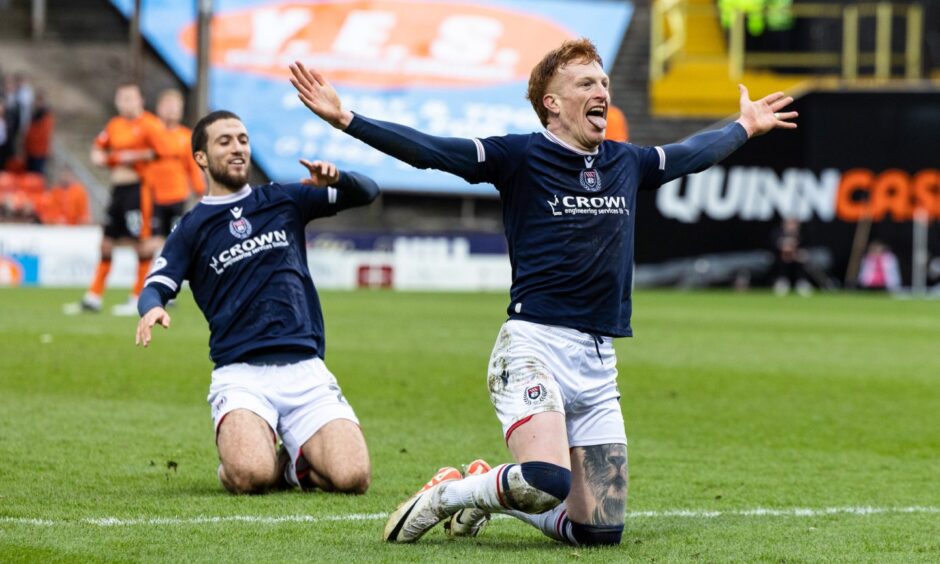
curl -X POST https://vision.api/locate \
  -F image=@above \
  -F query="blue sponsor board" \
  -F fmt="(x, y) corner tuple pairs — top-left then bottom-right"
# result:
(0, 254), (39, 286)
(109, 0), (633, 195)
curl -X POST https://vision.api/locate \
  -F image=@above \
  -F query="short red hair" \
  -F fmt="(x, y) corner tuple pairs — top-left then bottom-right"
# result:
(526, 38), (604, 127)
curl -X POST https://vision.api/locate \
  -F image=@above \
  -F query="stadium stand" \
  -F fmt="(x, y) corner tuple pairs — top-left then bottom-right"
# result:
(0, 0), (714, 231)
(649, 0), (940, 116)
(0, 0), (183, 223)
(0, 167), (90, 225)
(650, 0), (806, 116)
(0, 0), (936, 290)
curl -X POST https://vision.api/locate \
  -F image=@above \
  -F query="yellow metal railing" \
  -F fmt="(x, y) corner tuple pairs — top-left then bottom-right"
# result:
(650, 0), (925, 82)
(650, 0), (687, 81)
(729, 2), (924, 80)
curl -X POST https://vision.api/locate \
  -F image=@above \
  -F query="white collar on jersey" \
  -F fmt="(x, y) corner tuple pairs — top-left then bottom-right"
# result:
(201, 185), (252, 205)
(541, 129), (600, 156)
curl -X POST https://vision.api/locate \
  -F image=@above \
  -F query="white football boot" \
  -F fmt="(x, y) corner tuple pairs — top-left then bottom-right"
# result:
(111, 296), (139, 317)
(63, 292), (102, 315)
(383, 466), (462, 543)
(444, 459), (492, 538)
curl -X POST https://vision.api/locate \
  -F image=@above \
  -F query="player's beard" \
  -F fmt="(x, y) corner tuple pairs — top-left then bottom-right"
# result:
(208, 158), (251, 191)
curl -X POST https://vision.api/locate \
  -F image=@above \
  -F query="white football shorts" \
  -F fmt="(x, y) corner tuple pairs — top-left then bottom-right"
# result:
(207, 356), (359, 472)
(487, 319), (626, 447)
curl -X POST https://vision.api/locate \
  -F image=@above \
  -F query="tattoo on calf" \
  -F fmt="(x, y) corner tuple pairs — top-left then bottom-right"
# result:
(581, 443), (628, 525)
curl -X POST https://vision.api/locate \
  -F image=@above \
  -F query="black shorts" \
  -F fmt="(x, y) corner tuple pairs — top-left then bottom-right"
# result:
(104, 183), (142, 240)
(150, 202), (186, 237)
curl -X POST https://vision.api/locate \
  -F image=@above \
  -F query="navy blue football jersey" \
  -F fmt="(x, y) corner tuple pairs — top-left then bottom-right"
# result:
(468, 131), (665, 337)
(344, 113), (745, 338)
(144, 182), (342, 366)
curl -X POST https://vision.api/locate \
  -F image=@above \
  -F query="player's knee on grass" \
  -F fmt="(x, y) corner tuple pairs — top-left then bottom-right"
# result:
(327, 466), (371, 495)
(569, 522), (624, 546)
(507, 461), (571, 514)
(300, 419), (371, 494)
(307, 456), (371, 494)
(221, 461), (278, 495)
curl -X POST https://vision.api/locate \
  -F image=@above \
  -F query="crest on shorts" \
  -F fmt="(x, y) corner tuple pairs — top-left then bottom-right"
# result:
(579, 169), (602, 192)
(229, 216), (253, 239)
(523, 383), (547, 405)
(212, 395), (226, 416)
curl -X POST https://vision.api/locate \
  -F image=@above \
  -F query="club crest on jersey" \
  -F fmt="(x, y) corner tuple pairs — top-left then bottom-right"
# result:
(149, 257), (167, 274)
(523, 383), (547, 405)
(580, 169), (602, 192)
(229, 216), (253, 239)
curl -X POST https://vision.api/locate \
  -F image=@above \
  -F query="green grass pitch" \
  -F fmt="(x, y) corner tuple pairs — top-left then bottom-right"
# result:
(1, 288), (938, 562)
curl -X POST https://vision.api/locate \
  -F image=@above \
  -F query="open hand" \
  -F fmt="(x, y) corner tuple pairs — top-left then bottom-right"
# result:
(289, 61), (353, 130)
(735, 84), (798, 138)
(136, 307), (170, 347)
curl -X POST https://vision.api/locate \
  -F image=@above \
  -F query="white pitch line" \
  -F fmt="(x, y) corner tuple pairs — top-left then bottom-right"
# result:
(0, 518), (57, 526)
(82, 513), (387, 526)
(1, 506), (938, 527)
(627, 506), (940, 518)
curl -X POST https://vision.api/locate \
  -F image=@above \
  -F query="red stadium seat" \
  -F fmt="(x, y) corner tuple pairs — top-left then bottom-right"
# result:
(0, 172), (15, 194)
(16, 173), (46, 195)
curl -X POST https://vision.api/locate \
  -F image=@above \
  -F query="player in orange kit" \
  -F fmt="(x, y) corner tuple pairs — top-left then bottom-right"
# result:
(64, 83), (160, 316)
(139, 89), (205, 261)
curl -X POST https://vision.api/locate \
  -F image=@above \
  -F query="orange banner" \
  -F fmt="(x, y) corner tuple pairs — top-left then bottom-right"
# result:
(179, 1), (572, 87)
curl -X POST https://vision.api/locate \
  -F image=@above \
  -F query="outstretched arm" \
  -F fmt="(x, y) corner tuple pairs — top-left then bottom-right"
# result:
(661, 85), (797, 183)
(289, 62), (482, 182)
(660, 123), (748, 183)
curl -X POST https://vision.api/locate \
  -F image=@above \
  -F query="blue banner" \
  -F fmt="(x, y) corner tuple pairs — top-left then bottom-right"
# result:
(111, 0), (633, 195)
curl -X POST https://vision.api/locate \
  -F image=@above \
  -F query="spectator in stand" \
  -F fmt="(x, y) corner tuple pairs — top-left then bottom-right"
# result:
(858, 240), (901, 292)
(24, 91), (53, 176)
(12, 73), (34, 147)
(56, 169), (91, 225)
(34, 169), (89, 225)
(772, 217), (812, 296)
(0, 99), (9, 169)
(33, 182), (60, 225)
(3, 74), (21, 157)
(604, 104), (629, 142)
